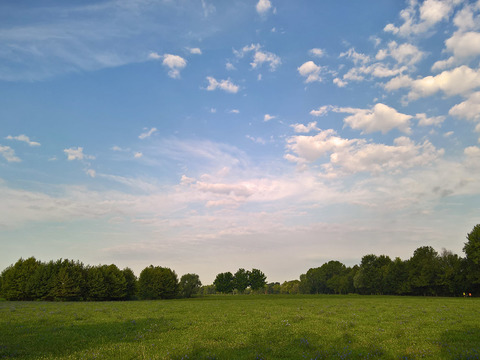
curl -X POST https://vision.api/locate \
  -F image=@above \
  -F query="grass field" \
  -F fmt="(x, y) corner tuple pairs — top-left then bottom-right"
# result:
(1, 295), (479, 360)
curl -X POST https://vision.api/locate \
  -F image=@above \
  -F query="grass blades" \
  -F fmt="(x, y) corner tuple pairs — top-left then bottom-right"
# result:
(1, 295), (479, 359)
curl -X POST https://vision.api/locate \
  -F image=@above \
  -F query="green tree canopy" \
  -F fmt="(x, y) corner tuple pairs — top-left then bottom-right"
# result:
(138, 265), (178, 300)
(179, 273), (202, 298)
(213, 272), (234, 293)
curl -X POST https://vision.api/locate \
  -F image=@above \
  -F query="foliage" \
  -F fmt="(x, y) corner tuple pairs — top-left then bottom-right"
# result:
(233, 268), (251, 293)
(213, 272), (234, 293)
(138, 265), (178, 300)
(249, 268), (267, 291)
(179, 273), (202, 298)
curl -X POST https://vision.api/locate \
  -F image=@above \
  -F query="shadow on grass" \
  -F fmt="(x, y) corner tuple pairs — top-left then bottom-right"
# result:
(439, 327), (480, 360)
(0, 316), (175, 359)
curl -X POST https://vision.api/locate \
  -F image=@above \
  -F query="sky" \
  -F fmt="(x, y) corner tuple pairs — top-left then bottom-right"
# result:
(1, 0), (480, 284)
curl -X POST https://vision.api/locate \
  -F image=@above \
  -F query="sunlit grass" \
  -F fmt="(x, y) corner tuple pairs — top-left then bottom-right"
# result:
(1, 295), (479, 359)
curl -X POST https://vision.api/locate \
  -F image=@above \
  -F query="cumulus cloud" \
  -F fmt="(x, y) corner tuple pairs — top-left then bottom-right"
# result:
(188, 47), (202, 55)
(64, 147), (95, 161)
(234, 44), (281, 71)
(385, 66), (480, 100)
(285, 130), (443, 176)
(310, 105), (332, 117)
(309, 48), (325, 57)
(298, 61), (323, 83)
(134, 152), (143, 158)
(384, 0), (460, 37)
(376, 41), (425, 67)
(292, 121), (319, 133)
(251, 50), (281, 71)
(256, 0), (272, 14)
(86, 169), (96, 178)
(449, 91), (480, 122)
(205, 77), (239, 93)
(340, 48), (370, 65)
(416, 113), (446, 126)
(335, 103), (412, 134)
(432, 31), (480, 71)
(0, 145), (21, 162)
(161, 54), (187, 79)
(5, 134), (41, 147)
(139, 127), (158, 139)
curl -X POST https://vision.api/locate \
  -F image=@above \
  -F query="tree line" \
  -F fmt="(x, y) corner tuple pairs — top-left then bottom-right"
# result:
(1, 224), (479, 300)
(0, 259), (202, 301)
(268, 224), (480, 297)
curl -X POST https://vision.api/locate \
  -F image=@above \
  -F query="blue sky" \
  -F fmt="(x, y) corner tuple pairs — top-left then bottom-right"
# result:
(1, 0), (480, 283)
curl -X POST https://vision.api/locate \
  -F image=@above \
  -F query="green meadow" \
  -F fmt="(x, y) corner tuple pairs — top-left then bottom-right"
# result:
(1, 295), (479, 360)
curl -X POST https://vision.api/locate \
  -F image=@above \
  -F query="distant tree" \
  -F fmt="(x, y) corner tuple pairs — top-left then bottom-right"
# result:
(408, 246), (441, 296)
(122, 267), (138, 300)
(199, 284), (216, 296)
(233, 268), (251, 293)
(464, 224), (480, 294)
(52, 259), (86, 301)
(249, 269), (267, 291)
(138, 265), (178, 300)
(437, 249), (465, 296)
(354, 255), (392, 295)
(179, 273), (202, 298)
(0, 257), (41, 300)
(265, 282), (281, 294)
(86, 266), (107, 301)
(281, 280), (300, 294)
(213, 272), (234, 293)
(383, 257), (410, 295)
(102, 264), (127, 300)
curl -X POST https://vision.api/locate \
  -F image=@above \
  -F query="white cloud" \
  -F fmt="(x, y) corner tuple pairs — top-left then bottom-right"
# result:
(384, 0), (460, 37)
(86, 169), (96, 178)
(205, 77), (239, 93)
(339, 48), (370, 65)
(226, 62), (236, 71)
(234, 44), (281, 71)
(333, 78), (348, 87)
(292, 121), (319, 133)
(385, 66), (480, 100)
(433, 31), (480, 71)
(298, 61), (323, 83)
(376, 41), (425, 67)
(139, 127), (158, 139)
(334, 103), (412, 134)
(246, 135), (267, 145)
(64, 147), (95, 161)
(449, 91), (480, 122)
(264, 114), (275, 122)
(5, 134), (41, 147)
(251, 50), (281, 71)
(134, 152), (143, 158)
(188, 47), (202, 55)
(0, 145), (21, 162)
(229, 109), (240, 114)
(285, 130), (443, 176)
(256, 0), (272, 14)
(310, 105), (331, 117)
(309, 48), (325, 57)
(416, 113), (446, 126)
(161, 54), (187, 79)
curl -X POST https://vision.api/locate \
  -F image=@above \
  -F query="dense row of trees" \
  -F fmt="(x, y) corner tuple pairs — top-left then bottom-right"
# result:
(213, 268), (267, 293)
(0, 259), (202, 301)
(268, 225), (480, 297)
(1, 224), (479, 300)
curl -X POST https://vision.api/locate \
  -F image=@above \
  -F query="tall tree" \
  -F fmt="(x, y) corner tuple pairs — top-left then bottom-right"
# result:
(233, 268), (251, 293)
(213, 272), (234, 293)
(138, 265), (178, 300)
(249, 268), (267, 291)
(179, 273), (202, 298)
(122, 267), (138, 300)
(408, 246), (441, 296)
(464, 224), (480, 294)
